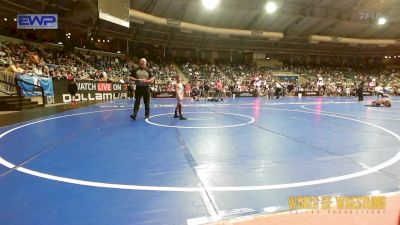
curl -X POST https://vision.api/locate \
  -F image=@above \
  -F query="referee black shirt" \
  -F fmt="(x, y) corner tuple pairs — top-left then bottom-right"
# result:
(130, 68), (153, 88)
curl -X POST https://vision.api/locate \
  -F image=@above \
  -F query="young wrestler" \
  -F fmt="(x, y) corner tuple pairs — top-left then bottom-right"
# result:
(174, 75), (187, 120)
(366, 99), (392, 107)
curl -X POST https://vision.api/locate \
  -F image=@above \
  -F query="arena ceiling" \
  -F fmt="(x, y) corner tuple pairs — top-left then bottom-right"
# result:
(1, 0), (399, 56)
(131, 0), (400, 38)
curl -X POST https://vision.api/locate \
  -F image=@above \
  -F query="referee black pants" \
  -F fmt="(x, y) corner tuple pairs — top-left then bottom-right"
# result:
(275, 88), (281, 99)
(357, 90), (363, 101)
(133, 87), (151, 117)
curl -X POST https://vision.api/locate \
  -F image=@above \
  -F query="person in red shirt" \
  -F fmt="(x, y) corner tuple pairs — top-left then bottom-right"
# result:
(185, 83), (191, 98)
(216, 80), (223, 99)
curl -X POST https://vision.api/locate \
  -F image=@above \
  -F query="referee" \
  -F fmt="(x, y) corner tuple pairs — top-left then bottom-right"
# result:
(130, 58), (155, 120)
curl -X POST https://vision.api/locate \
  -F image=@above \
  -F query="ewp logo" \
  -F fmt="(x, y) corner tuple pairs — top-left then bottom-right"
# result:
(17, 14), (58, 29)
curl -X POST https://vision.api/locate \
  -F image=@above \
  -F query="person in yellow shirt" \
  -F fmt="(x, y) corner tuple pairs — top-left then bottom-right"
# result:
(4, 62), (24, 78)
(3, 62), (25, 95)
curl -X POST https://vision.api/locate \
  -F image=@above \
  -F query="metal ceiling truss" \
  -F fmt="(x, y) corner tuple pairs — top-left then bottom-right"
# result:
(166, 0), (192, 45)
(131, 0), (158, 41)
(283, 0), (322, 34)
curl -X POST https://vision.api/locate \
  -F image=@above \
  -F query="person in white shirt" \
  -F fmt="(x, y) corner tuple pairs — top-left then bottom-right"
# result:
(345, 86), (351, 98)
(275, 81), (282, 99)
(375, 84), (384, 98)
(316, 77), (325, 95)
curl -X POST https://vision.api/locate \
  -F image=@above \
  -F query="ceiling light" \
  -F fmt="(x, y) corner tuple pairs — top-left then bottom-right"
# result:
(265, 2), (277, 14)
(377, 17), (387, 25)
(201, 0), (219, 10)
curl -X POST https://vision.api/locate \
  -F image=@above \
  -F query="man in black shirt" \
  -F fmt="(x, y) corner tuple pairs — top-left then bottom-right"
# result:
(129, 58), (155, 120)
(357, 81), (364, 101)
(204, 82), (210, 98)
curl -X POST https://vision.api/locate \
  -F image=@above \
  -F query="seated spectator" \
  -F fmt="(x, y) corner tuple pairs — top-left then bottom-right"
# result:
(4, 62), (24, 77)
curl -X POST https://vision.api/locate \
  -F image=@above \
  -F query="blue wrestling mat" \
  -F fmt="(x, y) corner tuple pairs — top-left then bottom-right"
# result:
(1, 96), (400, 225)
